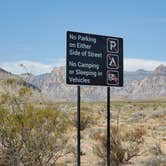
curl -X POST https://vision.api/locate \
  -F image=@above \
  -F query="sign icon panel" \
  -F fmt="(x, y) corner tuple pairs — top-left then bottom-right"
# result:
(107, 54), (119, 69)
(107, 38), (119, 53)
(107, 70), (119, 85)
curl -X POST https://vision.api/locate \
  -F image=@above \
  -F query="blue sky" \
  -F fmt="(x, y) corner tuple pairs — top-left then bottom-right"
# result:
(0, 0), (166, 74)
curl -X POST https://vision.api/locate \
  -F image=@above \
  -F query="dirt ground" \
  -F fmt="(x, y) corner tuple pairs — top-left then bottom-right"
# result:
(57, 101), (166, 166)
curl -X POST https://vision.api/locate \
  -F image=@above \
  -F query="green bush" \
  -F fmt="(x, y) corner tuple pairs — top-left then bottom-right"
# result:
(0, 76), (73, 165)
(0, 104), (70, 166)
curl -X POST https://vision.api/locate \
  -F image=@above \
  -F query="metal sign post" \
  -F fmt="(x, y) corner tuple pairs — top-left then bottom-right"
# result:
(77, 86), (81, 166)
(107, 87), (110, 166)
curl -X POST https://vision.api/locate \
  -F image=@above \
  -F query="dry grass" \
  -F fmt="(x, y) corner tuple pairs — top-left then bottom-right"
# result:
(60, 100), (166, 165)
(1, 98), (166, 165)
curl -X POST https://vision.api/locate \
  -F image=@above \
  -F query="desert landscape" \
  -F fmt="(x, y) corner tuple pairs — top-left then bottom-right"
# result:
(1, 1), (166, 165)
(0, 66), (166, 166)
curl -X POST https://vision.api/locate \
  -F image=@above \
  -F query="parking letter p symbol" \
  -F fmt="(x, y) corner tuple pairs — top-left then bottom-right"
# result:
(107, 38), (119, 53)
(110, 41), (116, 50)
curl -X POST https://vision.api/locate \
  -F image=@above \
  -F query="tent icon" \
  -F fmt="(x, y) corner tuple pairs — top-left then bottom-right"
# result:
(107, 54), (119, 69)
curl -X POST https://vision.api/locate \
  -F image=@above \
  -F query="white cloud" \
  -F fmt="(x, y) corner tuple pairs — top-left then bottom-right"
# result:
(0, 60), (54, 75)
(0, 59), (66, 75)
(124, 58), (166, 71)
(0, 58), (165, 75)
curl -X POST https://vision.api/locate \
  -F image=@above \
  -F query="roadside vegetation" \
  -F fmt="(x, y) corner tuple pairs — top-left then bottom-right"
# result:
(0, 78), (71, 166)
(0, 78), (166, 165)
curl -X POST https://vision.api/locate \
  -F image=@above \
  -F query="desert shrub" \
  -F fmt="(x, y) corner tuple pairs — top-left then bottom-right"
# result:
(0, 93), (11, 105)
(0, 76), (73, 165)
(6, 78), (16, 85)
(93, 125), (146, 165)
(70, 111), (94, 130)
(93, 126), (124, 165)
(0, 103), (70, 166)
(122, 126), (146, 143)
(149, 141), (163, 156)
(19, 87), (32, 97)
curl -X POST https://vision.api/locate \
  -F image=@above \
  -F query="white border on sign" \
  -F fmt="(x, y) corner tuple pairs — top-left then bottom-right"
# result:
(107, 54), (119, 69)
(107, 70), (119, 86)
(107, 38), (119, 53)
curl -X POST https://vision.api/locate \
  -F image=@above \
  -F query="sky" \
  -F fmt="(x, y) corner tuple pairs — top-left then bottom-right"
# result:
(0, 0), (166, 74)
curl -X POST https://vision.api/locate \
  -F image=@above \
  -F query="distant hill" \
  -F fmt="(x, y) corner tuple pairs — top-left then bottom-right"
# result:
(0, 67), (14, 80)
(0, 68), (42, 103)
(21, 66), (155, 101)
(2, 65), (166, 101)
(130, 65), (166, 99)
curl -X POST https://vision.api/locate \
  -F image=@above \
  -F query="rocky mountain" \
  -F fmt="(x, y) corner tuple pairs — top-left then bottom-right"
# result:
(130, 65), (166, 99)
(21, 66), (156, 101)
(153, 64), (166, 76)
(2, 65), (166, 101)
(0, 67), (14, 80)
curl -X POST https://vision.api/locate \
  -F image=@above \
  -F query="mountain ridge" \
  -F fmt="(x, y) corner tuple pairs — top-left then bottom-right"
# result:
(1, 65), (166, 101)
(20, 64), (166, 101)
